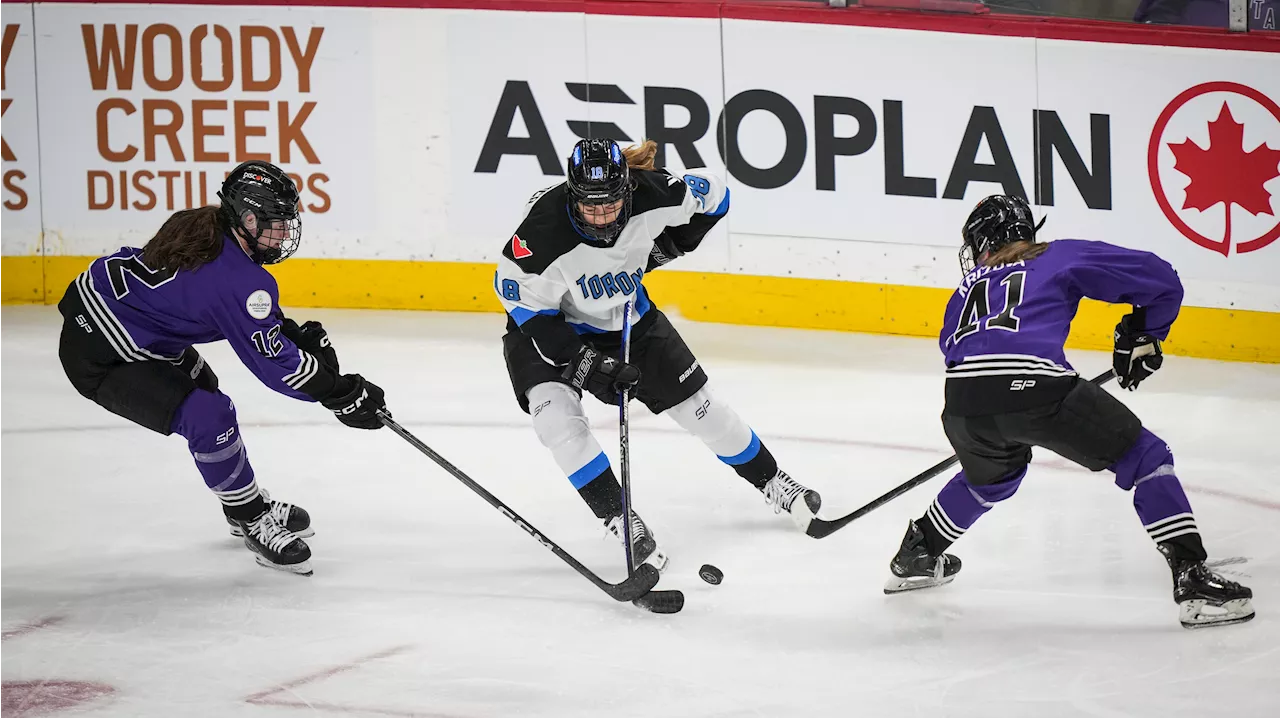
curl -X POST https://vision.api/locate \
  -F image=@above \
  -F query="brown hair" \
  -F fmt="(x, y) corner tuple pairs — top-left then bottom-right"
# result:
(140, 206), (226, 272)
(622, 140), (658, 171)
(982, 240), (1049, 268)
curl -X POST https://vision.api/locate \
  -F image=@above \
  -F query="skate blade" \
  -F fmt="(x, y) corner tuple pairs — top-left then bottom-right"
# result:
(1179, 598), (1255, 629)
(884, 573), (955, 595)
(253, 554), (314, 577)
(230, 524), (315, 539)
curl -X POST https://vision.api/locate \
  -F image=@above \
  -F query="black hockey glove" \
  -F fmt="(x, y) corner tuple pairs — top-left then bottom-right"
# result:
(321, 374), (387, 430)
(648, 231), (685, 270)
(1113, 313), (1163, 391)
(563, 345), (640, 396)
(282, 318), (339, 372)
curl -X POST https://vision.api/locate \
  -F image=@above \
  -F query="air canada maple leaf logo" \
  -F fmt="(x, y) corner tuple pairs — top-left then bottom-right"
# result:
(1170, 104), (1280, 242)
(1149, 82), (1280, 257)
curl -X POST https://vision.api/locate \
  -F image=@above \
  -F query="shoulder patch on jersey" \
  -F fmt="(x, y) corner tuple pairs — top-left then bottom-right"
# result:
(512, 234), (533, 259)
(502, 184), (586, 274)
(245, 289), (273, 320)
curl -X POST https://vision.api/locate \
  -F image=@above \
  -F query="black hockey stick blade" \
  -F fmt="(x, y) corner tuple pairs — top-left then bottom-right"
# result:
(805, 369), (1118, 539)
(632, 589), (685, 614)
(606, 562), (662, 602)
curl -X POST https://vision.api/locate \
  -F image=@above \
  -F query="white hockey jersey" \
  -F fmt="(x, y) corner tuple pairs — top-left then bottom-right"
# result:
(494, 167), (729, 363)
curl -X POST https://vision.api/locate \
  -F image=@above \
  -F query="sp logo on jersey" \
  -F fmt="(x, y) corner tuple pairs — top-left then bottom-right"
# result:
(511, 234), (533, 259)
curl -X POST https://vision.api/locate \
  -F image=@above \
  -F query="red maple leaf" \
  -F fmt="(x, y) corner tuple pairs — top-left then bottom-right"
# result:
(1168, 103), (1280, 254)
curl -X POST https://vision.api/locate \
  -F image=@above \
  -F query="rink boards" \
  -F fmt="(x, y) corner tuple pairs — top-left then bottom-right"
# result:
(2, 1), (1278, 361)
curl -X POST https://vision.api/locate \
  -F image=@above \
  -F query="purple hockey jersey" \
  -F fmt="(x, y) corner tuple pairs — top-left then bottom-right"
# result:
(940, 239), (1184, 382)
(70, 236), (319, 401)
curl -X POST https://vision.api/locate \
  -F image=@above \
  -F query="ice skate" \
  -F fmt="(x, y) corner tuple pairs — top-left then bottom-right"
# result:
(228, 489), (313, 539)
(761, 470), (821, 532)
(884, 520), (961, 594)
(604, 510), (668, 573)
(1165, 554), (1254, 629)
(238, 509), (313, 576)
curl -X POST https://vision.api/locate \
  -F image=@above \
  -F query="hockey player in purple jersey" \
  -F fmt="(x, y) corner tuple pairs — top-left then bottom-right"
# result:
(884, 195), (1253, 629)
(56, 162), (389, 577)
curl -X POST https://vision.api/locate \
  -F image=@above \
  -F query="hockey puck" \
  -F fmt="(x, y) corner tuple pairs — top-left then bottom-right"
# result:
(698, 564), (723, 585)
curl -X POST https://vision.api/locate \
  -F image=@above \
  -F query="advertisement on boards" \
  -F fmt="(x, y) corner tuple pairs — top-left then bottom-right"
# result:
(449, 13), (1279, 308)
(31, 3), (376, 256)
(1, 4), (42, 255)
(449, 11), (731, 271)
(1037, 39), (1280, 298)
(3, 4), (1277, 312)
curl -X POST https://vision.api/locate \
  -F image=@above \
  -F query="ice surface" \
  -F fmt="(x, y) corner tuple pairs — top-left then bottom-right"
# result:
(4, 306), (1277, 717)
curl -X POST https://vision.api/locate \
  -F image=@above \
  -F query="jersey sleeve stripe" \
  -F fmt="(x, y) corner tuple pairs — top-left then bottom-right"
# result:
(75, 272), (141, 362)
(84, 272), (182, 362)
(705, 188), (730, 217)
(282, 352), (319, 389)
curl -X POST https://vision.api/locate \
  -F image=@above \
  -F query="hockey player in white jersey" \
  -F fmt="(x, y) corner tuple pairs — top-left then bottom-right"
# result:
(495, 138), (821, 569)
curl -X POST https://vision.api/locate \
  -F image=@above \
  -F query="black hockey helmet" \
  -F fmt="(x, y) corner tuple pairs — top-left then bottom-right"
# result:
(566, 138), (634, 243)
(960, 194), (1045, 273)
(218, 161), (301, 265)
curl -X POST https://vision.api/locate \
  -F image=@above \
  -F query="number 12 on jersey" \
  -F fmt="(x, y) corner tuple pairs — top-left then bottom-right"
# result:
(952, 271), (1026, 344)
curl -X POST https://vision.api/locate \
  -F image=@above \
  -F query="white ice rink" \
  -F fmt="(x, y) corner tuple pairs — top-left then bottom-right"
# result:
(3, 305), (1278, 717)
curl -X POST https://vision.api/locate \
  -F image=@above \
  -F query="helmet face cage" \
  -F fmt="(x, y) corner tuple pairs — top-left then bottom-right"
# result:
(566, 139), (633, 244)
(218, 162), (302, 265)
(959, 195), (1038, 274)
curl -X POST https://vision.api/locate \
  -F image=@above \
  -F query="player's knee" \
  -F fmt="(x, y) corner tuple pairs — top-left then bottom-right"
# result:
(528, 383), (591, 449)
(173, 389), (240, 449)
(968, 466), (1027, 503)
(1112, 427), (1173, 490)
(669, 386), (739, 439)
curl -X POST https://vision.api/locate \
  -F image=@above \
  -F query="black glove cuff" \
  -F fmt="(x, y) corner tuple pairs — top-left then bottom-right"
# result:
(564, 346), (597, 390)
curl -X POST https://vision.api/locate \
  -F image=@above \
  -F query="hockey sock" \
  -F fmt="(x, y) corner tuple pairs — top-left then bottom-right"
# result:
(171, 389), (265, 521)
(919, 468), (1026, 555)
(526, 382), (625, 517)
(667, 387), (778, 488)
(576, 466), (625, 520)
(1109, 428), (1207, 561)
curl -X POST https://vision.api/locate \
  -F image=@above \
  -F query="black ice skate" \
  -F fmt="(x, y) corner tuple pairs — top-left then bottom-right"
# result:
(604, 510), (669, 573)
(1163, 552), (1254, 629)
(238, 510), (313, 576)
(761, 470), (821, 532)
(227, 489), (313, 539)
(884, 520), (962, 594)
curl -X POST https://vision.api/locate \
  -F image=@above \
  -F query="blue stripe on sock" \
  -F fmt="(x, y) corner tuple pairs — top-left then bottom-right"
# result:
(569, 452), (611, 489)
(717, 430), (760, 466)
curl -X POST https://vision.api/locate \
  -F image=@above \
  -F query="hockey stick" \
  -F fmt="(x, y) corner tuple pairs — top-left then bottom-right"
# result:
(618, 300), (685, 615)
(377, 410), (661, 603)
(619, 299), (636, 574)
(805, 368), (1118, 539)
